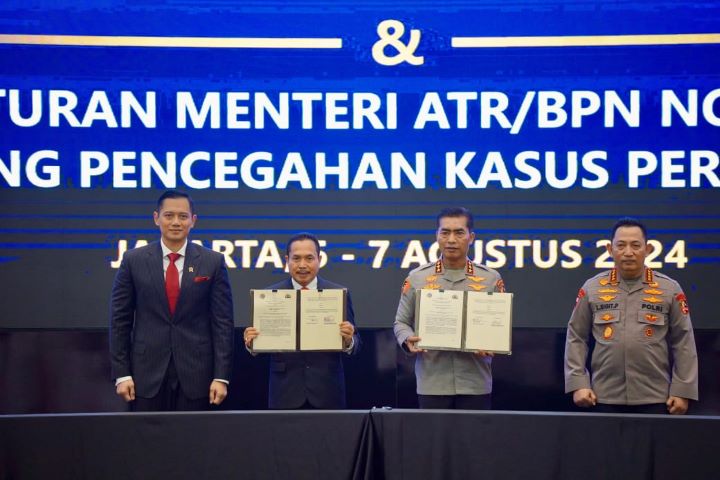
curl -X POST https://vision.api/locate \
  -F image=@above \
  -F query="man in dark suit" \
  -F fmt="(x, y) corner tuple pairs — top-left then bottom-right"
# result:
(244, 232), (360, 409)
(110, 190), (234, 411)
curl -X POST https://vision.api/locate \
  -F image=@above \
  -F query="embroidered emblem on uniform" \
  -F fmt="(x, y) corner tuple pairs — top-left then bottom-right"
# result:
(598, 288), (618, 293)
(644, 288), (663, 295)
(643, 296), (663, 304)
(676, 293), (690, 315)
(468, 284), (486, 291)
(645, 327), (654, 337)
(188, 267), (194, 273)
(425, 275), (438, 283)
(645, 313), (658, 322)
(599, 279), (610, 286)
(603, 326), (614, 340)
(402, 278), (411, 294)
(575, 288), (586, 308)
(601, 313), (614, 322)
(467, 276), (485, 282)
(495, 279), (506, 293)
(598, 295), (616, 302)
(424, 284), (441, 290)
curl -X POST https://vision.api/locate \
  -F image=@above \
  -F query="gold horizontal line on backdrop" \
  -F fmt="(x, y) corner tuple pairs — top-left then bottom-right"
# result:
(451, 33), (720, 48)
(0, 34), (342, 49)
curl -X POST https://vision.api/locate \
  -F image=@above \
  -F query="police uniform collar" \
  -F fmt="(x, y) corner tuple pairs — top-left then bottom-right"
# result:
(610, 267), (654, 284)
(644, 268), (654, 284)
(435, 258), (475, 275)
(609, 268), (619, 284)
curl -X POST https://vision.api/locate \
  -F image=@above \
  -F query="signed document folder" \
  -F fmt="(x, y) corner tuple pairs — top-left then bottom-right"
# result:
(250, 289), (346, 352)
(415, 289), (512, 354)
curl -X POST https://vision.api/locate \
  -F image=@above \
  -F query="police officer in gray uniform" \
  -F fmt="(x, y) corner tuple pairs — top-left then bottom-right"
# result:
(565, 217), (698, 414)
(394, 207), (505, 410)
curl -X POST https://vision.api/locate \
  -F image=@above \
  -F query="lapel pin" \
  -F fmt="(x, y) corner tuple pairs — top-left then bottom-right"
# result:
(189, 266), (194, 273)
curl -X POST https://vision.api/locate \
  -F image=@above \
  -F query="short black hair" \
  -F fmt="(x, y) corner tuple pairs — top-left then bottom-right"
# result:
(286, 232), (321, 257)
(437, 207), (474, 231)
(611, 217), (647, 242)
(157, 190), (195, 214)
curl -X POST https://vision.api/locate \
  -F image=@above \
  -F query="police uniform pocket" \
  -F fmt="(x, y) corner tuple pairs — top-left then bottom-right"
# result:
(593, 310), (620, 343)
(637, 311), (666, 341)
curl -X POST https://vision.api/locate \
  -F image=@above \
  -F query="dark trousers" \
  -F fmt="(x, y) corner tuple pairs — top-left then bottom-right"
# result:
(271, 399), (323, 410)
(132, 358), (209, 412)
(418, 394), (492, 410)
(594, 403), (668, 414)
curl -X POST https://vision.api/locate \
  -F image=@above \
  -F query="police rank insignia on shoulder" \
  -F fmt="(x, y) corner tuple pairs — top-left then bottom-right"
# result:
(645, 268), (655, 283)
(465, 260), (475, 275)
(495, 279), (506, 293)
(402, 278), (411, 295)
(601, 269), (619, 286)
(643, 296), (663, 304)
(468, 284), (486, 291)
(676, 293), (690, 315)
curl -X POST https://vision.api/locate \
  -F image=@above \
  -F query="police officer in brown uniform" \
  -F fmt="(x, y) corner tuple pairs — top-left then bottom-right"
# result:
(394, 207), (505, 410)
(564, 217), (698, 414)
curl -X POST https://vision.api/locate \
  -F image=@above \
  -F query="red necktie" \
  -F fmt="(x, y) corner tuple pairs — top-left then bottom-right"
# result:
(166, 252), (181, 315)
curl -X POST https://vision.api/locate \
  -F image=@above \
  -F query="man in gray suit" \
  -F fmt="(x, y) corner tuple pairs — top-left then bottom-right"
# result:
(565, 217), (698, 414)
(110, 190), (234, 411)
(394, 207), (506, 409)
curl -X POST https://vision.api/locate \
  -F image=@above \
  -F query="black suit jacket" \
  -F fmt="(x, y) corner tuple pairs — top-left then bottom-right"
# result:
(264, 277), (360, 409)
(110, 241), (234, 399)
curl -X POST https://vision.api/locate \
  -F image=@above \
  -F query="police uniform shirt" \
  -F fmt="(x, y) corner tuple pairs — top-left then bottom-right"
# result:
(394, 259), (505, 396)
(564, 268), (699, 405)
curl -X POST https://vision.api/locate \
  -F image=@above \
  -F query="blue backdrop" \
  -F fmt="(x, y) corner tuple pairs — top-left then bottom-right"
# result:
(1, 1), (718, 328)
